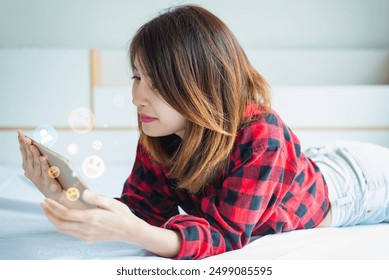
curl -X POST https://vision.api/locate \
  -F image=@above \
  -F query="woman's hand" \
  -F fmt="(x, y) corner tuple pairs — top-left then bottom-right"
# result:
(41, 190), (147, 243)
(17, 130), (87, 209)
(18, 130), (64, 200)
(42, 190), (182, 257)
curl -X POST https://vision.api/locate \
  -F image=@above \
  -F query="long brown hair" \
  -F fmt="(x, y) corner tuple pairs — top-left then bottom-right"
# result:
(129, 5), (270, 193)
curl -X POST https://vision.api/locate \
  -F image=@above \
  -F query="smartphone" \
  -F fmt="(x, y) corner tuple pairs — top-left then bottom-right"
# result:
(26, 136), (96, 208)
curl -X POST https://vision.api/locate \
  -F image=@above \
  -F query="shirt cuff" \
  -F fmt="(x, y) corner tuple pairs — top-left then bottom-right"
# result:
(162, 214), (212, 260)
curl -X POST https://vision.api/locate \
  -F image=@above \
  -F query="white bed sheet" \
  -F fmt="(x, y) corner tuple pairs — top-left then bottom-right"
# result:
(0, 197), (164, 260)
(209, 224), (389, 260)
(1, 164), (389, 260)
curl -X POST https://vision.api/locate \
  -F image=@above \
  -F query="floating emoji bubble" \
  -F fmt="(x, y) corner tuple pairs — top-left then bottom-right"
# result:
(67, 143), (79, 155)
(82, 155), (105, 179)
(48, 166), (60, 178)
(92, 140), (102, 150)
(68, 107), (95, 133)
(33, 124), (58, 148)
(66, 187), (80, 202)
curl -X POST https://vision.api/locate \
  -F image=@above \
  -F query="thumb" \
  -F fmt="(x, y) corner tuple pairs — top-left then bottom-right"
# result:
(83, 189), (114, 210)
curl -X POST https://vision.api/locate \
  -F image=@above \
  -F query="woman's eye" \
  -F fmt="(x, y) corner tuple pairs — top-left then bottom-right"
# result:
(131, 75), (141, 81)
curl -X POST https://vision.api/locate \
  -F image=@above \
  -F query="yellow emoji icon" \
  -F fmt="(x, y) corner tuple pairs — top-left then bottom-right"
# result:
(48, 166), (60, 178)
(66, 187), (80, 202)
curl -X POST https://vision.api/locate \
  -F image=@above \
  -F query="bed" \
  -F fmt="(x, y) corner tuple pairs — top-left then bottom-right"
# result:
(1, 163), (389, 260)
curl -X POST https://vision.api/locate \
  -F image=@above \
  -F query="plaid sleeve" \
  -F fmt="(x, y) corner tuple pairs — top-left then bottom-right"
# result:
(119, 141), (179, 227)
(164, 146), (295, 259)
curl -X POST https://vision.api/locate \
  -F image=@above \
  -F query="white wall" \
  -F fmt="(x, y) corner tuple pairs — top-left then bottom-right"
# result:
(1, 0), (389, 170)
(0, 0), (388, 49)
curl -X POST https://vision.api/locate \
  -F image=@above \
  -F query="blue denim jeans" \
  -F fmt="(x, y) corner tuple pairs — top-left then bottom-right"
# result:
(306, 141), (389, 227)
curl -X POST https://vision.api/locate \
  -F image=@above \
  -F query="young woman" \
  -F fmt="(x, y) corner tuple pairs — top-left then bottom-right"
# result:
(18, 5), (389, 260)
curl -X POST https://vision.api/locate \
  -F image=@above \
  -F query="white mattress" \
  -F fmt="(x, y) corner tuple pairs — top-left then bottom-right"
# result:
(1, 164), (388, 260)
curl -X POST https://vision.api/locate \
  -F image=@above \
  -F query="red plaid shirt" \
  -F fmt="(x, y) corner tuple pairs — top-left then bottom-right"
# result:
(120, 107), (330, 259)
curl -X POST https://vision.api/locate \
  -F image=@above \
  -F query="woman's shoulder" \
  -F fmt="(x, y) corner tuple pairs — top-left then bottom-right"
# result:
(236, 106), (294, 153)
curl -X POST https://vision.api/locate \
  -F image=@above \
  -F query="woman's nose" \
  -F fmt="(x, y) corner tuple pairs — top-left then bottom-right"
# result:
(132, 89), (148, 107)
(132, 98), (146, 108)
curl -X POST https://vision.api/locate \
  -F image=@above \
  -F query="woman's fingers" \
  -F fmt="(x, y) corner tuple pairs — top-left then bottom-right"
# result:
(29, 145), (42, 179)
(23, 139), (35, 175)
(41, 204), (96, 241)
(43, 198), (88, 222)
(40, 155), (52, 184)
(82, 190), (116, 211)
(41, 201), (86, 236)
(40, 156), (65, 200)
(18, 130), (33, 172)
(18, 130), (28, 170)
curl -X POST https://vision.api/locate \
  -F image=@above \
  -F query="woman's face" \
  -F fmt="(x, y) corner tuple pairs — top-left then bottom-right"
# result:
(131, 63), (186, 139)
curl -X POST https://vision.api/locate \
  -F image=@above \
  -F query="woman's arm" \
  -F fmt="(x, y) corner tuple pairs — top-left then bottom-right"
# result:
(162, 147), (298, 259)
(19, 132), (182, 257)
(41, 190), (181, 258)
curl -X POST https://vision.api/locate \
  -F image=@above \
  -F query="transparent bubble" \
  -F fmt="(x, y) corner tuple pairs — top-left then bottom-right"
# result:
(67, 143), (79, 155)
(68, 107), (95, 133)
(92, 140), (102, 150)
(81, 155), (105, 179)
(33, 124), (58, 147)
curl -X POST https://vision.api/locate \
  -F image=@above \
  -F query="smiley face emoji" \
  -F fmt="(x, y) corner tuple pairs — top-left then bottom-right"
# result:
(66, 187), (80, 202)
(68, 107), (94, 133)
(82, 155), (105, 179)
(48, 166), (60, 178)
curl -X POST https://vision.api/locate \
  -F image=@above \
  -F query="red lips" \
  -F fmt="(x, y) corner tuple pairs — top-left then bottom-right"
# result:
(139, 113), (157, 123)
